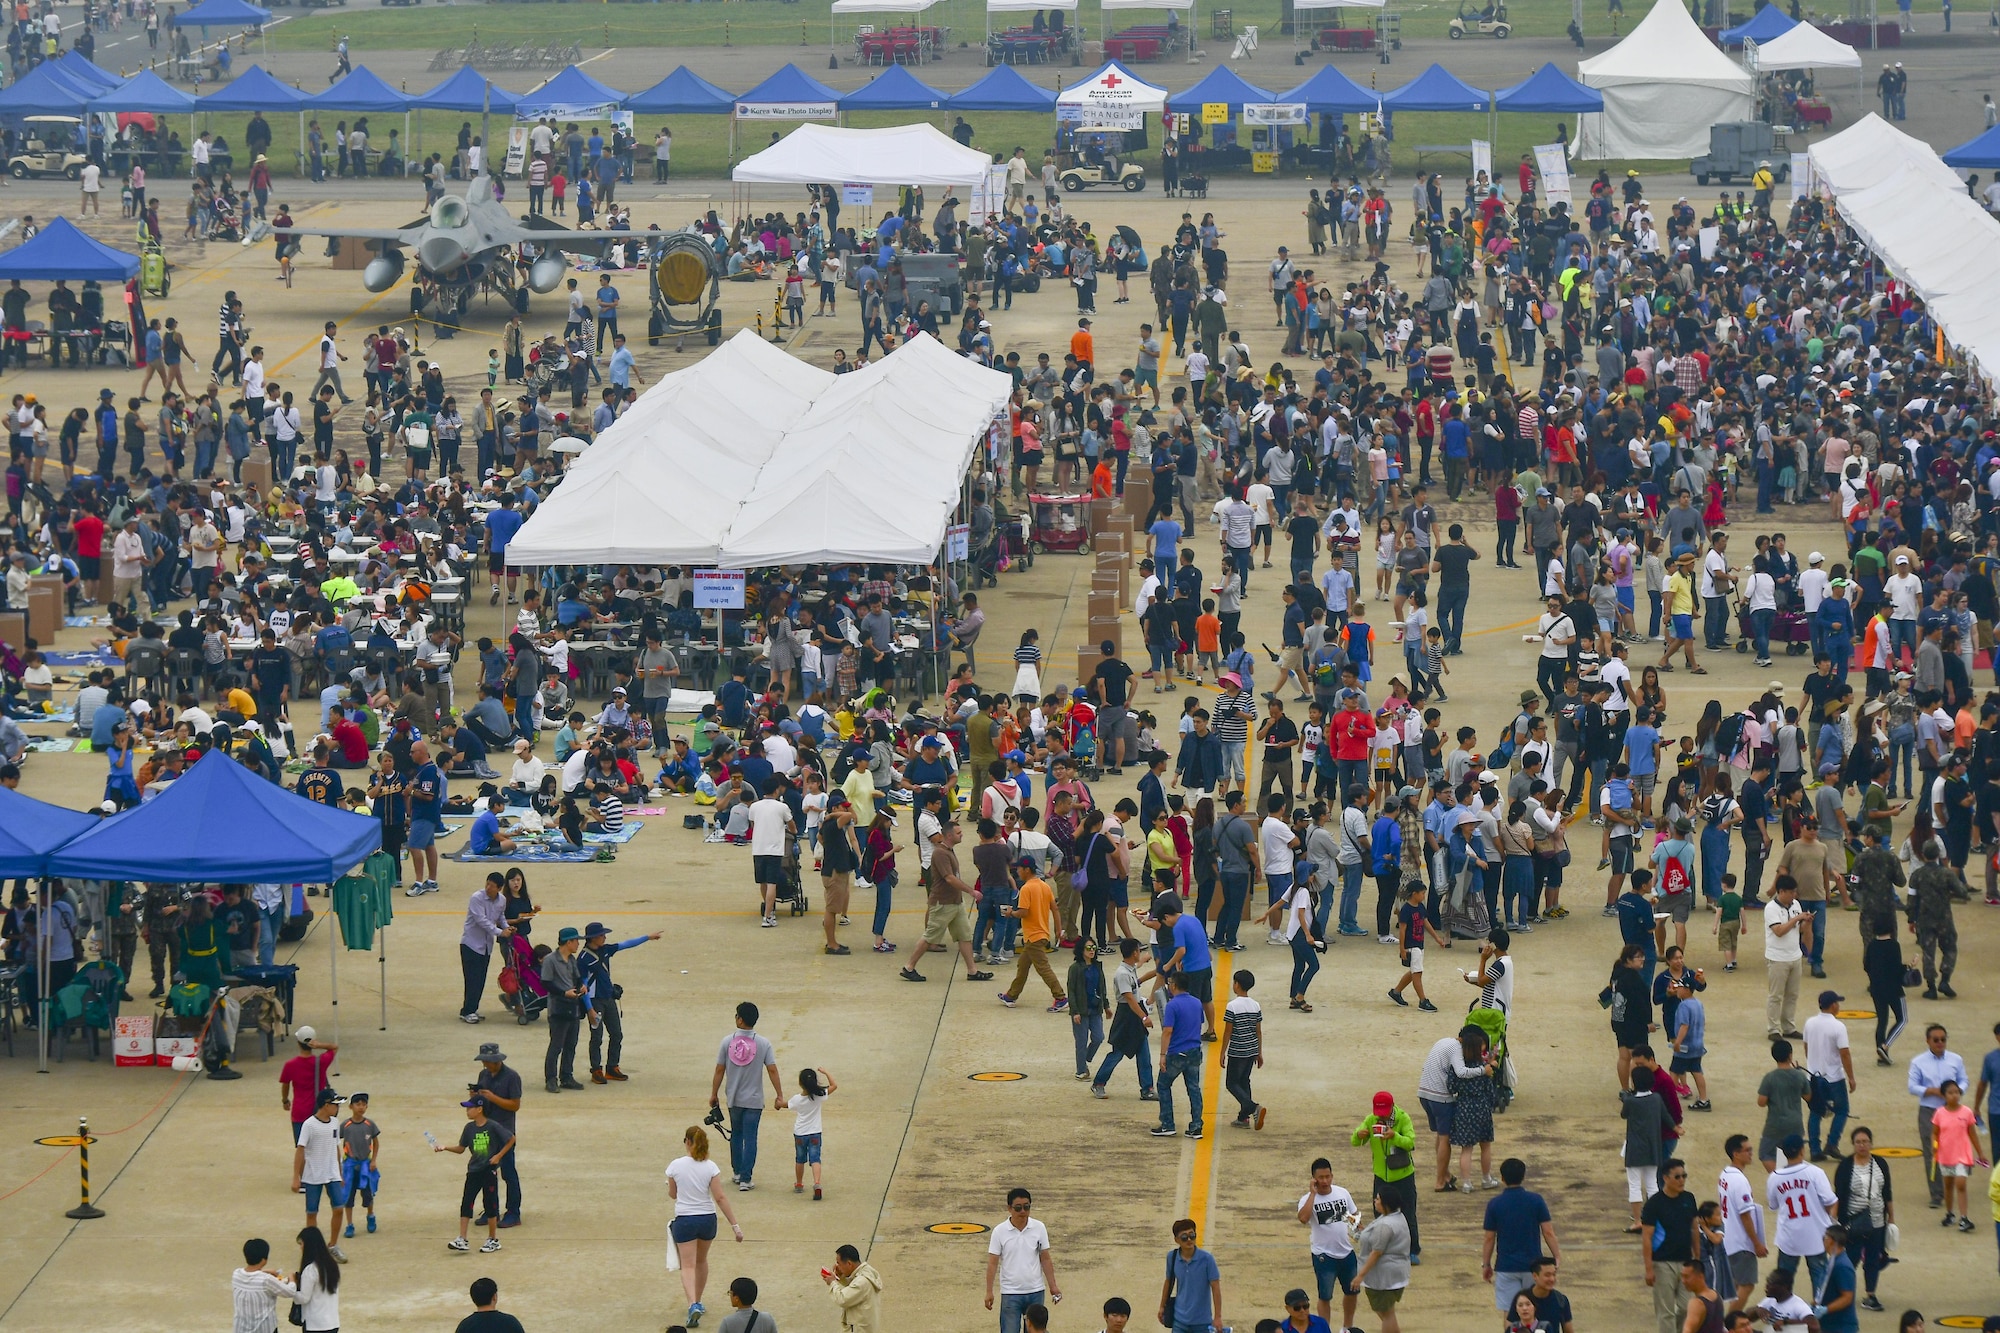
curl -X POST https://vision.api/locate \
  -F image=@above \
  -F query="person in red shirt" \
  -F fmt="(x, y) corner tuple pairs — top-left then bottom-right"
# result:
(1332, 691), (1375, 795)
(331, 708), (369, 768)
(73, 508), (105, 585)
(1517, 154), (1535, 199)
(280, 1028), (339, 1142)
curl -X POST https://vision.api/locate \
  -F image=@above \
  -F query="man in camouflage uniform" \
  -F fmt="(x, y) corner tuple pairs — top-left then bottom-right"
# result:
(106, 881), (139, 1001)
(1849, 824), (1905, 947)
(140, 882), (183, 999)
(1903, 840), (1958, 999)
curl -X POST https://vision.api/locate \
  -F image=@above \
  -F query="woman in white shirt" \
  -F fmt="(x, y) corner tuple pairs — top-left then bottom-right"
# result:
(292, 1226), (341, 1332)
(1266, 872), (1320, 1011)
(665, 1124), (744, 1327)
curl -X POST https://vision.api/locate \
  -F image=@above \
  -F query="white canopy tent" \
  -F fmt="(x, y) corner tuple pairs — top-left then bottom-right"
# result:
(508, 332), (1010, 569)
(718, 335), (1014, 567)
(830, 0), (944, 57)
(1806, 110), (1963, 195)
(1807, 117), (2000, 383)
(1098, 0), (1195, 52)
(985, 0), (1077, 48)
(732, 122), (993, 186)
(1058, 61), (1168, 131)
(1749, 22), (1860, 70)
(506, 333), (832, 566)
(1576, 0), (1753, 160)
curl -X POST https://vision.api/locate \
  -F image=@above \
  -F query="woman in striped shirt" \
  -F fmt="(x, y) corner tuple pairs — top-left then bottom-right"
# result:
(1011, 629), (1044, 702)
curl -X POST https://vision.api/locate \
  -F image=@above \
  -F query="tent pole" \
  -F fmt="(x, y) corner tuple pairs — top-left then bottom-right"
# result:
(327, 899), (339, 1047)
(36, 882), (48, 1074)
(378, 921), (387, 1031)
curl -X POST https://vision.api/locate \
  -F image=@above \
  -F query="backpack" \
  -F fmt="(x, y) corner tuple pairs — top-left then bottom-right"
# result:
(1311, 644), (1346, 688)
(1711, 713), (1746, 764)
(1660, 846), (1692, 896)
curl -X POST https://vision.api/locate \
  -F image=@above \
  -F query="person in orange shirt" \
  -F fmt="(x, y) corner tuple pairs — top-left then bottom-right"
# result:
(998, 858), (1066, 1009)
(1070, 317), (1094, 371)
(1092, 457), (1115, 498)
(1194, 599), (1222, 682)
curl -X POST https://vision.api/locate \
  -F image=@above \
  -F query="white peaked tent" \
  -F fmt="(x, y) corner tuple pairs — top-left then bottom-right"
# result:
(1749, 22), (1860, 71)
(717, 335), (1014, 567)
(506, 333), (834, 566)
(1576, 0), (1753, 160)
(1059, 61), (1168, 131)
(732, 123), (993, 188)
(1806, 111), (1963, 195)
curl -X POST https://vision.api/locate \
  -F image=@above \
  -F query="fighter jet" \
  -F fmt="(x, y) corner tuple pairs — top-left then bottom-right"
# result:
(273, 174), (619, 322)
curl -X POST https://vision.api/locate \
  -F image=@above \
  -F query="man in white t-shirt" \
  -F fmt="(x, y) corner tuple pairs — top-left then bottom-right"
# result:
(1246, 479), (1277, 565)
(1599, 641), (1632, 717)
(310, 320), (352, 404)
(1261, 795), (1299, 945)
(1884, 554), (1922, 666)
(1764, 1135), (1836, 1285)
(747, 791), (795, 927)
(1699, 533), (1734, 651)
(1716, 1134), (1766, 1311)
(79, 160), (100, 214)
(1763, 880), (1807, 1040)
(1535, 595), (1575, 705)
(1298, 1158), (1360, 1327)
(1801, 990), (1855, 1159)
(1797, 553), (1829, 620)
(984, 1188), (1060, 1325)
(292, 1089), (351, 1258)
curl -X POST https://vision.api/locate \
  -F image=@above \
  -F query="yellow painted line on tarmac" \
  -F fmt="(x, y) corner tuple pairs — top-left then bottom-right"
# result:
(1185, 945), (1232, 1238)
(267, 281), (408, 379)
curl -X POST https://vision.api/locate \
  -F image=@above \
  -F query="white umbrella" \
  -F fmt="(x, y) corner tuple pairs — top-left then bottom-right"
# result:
(548, 436), (590, 455)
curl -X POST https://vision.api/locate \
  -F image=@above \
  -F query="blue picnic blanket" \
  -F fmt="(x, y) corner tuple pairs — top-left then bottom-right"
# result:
(45, 650), (121, 669)
(582, 820), (644, 845)
(453, 842), (602, 864)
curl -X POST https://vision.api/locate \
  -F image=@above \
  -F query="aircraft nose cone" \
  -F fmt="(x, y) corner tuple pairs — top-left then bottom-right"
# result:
(418, 236), (465, 275)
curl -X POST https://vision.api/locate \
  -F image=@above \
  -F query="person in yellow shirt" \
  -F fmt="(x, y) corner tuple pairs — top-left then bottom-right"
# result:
(1658, 549), (1704, 675)
(225, 683), (259, 721)
(998, 859), (1066, 1010)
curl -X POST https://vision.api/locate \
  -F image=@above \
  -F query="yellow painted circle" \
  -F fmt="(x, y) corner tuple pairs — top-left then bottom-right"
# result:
(926, 1222), (990, 1235)
(1871, 1146), (1923, 1158)
(656, 250), (709, 305)
(35, 1136), (93, 1147)
(968, 1071), (1026, 1082)
(1835, 1009), (1875, 1020)
(1937, 1317), (1996, 1329)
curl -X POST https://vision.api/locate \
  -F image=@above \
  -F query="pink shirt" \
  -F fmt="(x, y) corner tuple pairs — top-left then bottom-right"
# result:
(1933, 1103), (1978, 1167)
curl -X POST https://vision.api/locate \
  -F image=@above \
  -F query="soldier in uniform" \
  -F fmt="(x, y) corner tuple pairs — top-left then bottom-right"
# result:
(107, 881), (140, 1001)
(140, 882), (183, 999)
(1848, 824), (1905, 949)
(1903, 839), (1958, 1000)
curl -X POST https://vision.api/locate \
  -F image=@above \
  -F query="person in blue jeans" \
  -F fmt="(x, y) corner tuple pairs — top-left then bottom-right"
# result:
(984, 1187), (1062, 1333)
(1153, 972), (1207, 1138)
(1093, 938), (1158, 1098)
(708, 1002), (783, 1191)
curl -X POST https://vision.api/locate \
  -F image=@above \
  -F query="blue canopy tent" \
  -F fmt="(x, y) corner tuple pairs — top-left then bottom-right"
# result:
(90, 69), (199, 115)
(1943, 123), (2000, 169)
(0, 786), (99, 879)
(1494, 62), (1603, 114)
(1165, 65), (1275, 112)
(197, 64), (309, 111)
(513, 65), (626, 121)
(307, 66), (411, 113)
(47, 751), (382, 883)
(0, 61), (101, 117)
(732, 64), (842, 158)
(1380, 63), (1491, 112)
(623, 66), (735, 116)
(411, 66), (521, 115)
(0, 217), (141, 280)
(1719, 4), (1797, 45)
(838, 64), (949, 112)
(171, 0), (271, 24)
(1279, 63), (1381, 114)
(47, 752), (388, 1041)
(947, 62), (1057, 111)
(53, 51), (121, 93)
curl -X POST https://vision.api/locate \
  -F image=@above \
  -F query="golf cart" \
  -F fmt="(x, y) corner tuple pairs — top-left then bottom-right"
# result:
(8, 117), (89, 180)
(1448, 0), (1511, 38)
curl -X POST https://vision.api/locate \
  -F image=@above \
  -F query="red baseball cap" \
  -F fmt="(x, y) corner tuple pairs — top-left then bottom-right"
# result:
(1372, 1091), (1394, 1115)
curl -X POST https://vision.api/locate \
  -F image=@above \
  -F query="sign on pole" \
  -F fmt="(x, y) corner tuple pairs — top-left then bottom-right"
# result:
(692, 570), (747, 609)
(1201, 102), (1230, 124)
(1532, 143), (1572, 207)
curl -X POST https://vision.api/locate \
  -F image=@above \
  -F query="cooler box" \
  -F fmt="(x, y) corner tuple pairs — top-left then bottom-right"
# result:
(113, 1015), (155, 1066)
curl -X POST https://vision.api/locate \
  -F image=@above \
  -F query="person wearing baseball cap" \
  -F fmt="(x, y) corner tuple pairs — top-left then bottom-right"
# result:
(294, 1085), (351, 1255)
(437, 1092), (515, 1254)
(282, 1024), (340, 1144)
(542, 927), (588, 1093)
(1351, 1090), (1422, 1264)
(581, 921), (664, 1084)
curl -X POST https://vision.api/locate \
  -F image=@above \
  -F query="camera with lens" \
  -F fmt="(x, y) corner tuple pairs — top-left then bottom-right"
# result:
(701, 1104), (732, 1141)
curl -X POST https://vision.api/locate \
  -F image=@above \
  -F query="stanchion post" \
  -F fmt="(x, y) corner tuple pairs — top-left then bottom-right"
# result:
(37, 1117), (106, 1220)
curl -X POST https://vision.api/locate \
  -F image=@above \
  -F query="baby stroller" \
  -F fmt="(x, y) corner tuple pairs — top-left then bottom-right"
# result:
(496, 934), (550, 1025)
(208, 195), (243, 243)
(774, 838), (810, 917)
(1467, 1005), (1514, 1112)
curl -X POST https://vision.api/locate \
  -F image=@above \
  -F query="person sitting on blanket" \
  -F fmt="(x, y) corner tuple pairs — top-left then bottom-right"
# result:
(586, 781), (625, 837)
(657, 736), (702, 794)
(438, 717), (500, 781)
(470, 793), (518, 857)
(462, 685), (516, 752)
(594, 688), (634, 741)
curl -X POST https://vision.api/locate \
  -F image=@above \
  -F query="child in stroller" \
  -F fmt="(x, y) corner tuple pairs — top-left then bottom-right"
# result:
(496, 933), (550, 1025)
(207, 193), (243, 243)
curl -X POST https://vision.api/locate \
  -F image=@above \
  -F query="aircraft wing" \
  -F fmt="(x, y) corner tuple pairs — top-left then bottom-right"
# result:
(273, 224), (425, 245)
(484, 221), (624, 255)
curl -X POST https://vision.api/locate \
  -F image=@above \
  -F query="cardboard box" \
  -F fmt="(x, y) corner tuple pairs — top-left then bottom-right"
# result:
(113, 1015), (155, 1067)
(154, 1034), (199, 1067)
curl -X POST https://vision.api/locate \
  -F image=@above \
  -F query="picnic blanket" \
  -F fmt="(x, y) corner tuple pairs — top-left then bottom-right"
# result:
(24, 737), (76, 754)
(664, 688), (717, 714)
(24, 706), (77, 723)
(582, 820), (644, 845)
(44, 649), (121, 669)
(453, 841), (606, 864)
(64, 616), (112, 629)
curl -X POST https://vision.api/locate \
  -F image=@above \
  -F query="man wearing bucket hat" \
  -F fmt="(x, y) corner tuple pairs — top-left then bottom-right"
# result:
(470, 1041), (524, 1227)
